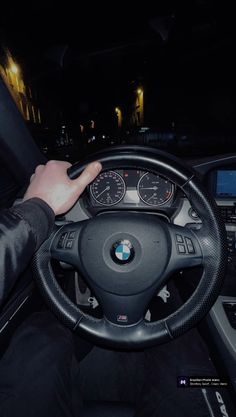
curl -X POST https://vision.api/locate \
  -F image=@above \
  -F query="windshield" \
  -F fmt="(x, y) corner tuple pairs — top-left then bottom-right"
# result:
(1, 2), (236, 161)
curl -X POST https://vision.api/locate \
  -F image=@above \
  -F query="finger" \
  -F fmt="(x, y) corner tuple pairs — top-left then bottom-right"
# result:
(73, 161), (102, 192)
(47, 160), (72, 169)
(30, 173), (35, 183)
(35, 164), (45, 174)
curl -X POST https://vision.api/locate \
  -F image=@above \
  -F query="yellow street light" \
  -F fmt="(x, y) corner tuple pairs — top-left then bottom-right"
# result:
(115, 107), (122, 128)
(136, 88), (144, 125)
(10, 64), (18, 74)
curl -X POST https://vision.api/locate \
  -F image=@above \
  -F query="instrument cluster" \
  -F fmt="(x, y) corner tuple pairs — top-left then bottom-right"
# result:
(89, 169), (175, 208)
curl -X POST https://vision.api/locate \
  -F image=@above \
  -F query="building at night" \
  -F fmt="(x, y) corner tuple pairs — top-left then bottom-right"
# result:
(0, 46), (41, 125)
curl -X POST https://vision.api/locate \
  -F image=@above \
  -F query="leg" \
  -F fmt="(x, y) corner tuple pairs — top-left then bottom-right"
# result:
(135, 281), (235, 417)
(135, 328), (235, 417)
(0, 311), (82, 417)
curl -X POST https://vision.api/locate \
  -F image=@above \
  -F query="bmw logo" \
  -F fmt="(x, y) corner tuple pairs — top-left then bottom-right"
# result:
(111, 239), (135, 264)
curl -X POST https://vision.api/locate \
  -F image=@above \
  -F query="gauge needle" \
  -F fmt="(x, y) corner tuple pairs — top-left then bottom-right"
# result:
(146, 193), (156, 202)
(96, 186), (110, 198)
(141, 186), (158, 190)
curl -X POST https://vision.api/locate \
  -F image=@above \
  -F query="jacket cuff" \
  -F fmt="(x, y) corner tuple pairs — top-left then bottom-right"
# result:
(11, 198), (55, 249)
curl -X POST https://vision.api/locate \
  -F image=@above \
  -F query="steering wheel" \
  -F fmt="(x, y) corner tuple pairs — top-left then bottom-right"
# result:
(33, 146), (227, 349)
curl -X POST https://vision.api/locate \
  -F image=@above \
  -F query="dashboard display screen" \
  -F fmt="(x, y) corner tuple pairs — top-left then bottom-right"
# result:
(216, 170), (236, 197)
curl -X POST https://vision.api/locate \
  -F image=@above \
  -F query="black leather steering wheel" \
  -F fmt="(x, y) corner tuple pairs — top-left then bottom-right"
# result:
(33, 146), (227, 349)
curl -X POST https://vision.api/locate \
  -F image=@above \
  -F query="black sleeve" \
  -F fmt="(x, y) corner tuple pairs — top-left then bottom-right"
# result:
(0, 198), (55, 308)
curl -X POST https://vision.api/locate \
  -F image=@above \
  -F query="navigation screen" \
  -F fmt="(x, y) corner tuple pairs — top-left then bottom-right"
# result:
(216, 170), (236, 197)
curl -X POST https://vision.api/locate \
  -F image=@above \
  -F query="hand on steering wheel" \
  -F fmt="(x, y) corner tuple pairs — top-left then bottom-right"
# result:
(33, 146), (227, 349)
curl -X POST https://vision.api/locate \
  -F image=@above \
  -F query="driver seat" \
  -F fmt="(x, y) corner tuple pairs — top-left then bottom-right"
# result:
(81, 401), (135, 417)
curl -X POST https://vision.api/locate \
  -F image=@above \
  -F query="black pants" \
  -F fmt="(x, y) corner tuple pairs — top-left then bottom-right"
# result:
(0, 312), (82, 417)
(0, 311), (235, 417)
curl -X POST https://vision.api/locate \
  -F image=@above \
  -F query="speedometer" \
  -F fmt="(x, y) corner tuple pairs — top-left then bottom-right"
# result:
(137, 172), (174, 206)
(90, 171), (126, 206)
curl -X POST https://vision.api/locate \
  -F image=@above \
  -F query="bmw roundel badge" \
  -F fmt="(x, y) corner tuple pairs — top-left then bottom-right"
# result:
(111, 239), (135, 264)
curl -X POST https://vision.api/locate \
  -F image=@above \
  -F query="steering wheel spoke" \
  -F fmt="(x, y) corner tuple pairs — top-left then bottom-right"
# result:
(93, 287), (153, 326)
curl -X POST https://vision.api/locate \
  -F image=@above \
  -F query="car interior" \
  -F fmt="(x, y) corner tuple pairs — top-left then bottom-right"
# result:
(1, 3), (236, 416)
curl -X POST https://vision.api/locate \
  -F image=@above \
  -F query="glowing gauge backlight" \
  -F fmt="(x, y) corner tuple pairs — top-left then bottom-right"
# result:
(90, 171), (126, 206)
(137, 172), (174, 206)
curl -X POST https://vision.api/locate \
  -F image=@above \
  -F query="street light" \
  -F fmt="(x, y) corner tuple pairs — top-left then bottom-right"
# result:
(115, 107), (122, 128)
(10, 64), (18, 74)
(136, 87), (144, 125)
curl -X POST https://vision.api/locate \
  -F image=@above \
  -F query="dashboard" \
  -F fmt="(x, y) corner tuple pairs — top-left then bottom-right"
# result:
(63, 154), (236, 259)
(87, 166), (236, 209)
(65, 156), (236, 269)
(87, 169), (176, 211)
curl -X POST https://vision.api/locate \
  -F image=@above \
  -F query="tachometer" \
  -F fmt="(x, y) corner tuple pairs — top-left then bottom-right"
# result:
(137, 172), (174, 206)
(90, 171), (126, 206)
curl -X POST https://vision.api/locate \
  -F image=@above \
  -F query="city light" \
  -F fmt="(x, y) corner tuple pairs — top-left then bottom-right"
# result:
(137, 88), (143, 95)
(10, 64), (18, 74)
(115, 107), (122, 128)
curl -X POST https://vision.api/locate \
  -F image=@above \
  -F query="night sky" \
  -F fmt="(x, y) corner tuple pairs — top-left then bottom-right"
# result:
(1, 1), (236, 135)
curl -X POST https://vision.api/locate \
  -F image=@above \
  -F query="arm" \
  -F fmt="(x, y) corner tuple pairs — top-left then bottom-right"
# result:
(0, 160), (102, 307)
(0, 198), (54, 307)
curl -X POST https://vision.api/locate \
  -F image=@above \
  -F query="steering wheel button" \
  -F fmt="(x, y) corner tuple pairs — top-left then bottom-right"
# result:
(176, 234), (183, 243)
(69, 231), (76, 239)
(57, 237), (64, 249)
(187, 244), (195, 254)
(57, 233), (68, 248)
(185, 237), (195, 254)
(65, 240), (73, 249)
(185, 237), (192, 245)
(178, 244), (186, 254)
